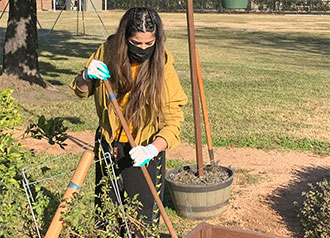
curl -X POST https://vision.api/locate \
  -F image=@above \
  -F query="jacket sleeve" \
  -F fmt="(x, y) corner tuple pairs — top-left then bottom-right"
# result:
(156, 58), (188, 150)
(69, 43), (106, 98)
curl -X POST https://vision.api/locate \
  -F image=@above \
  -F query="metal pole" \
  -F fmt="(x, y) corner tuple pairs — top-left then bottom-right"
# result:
(49, 0), (69, 33)
(37, 18), (50, 44)
(76, 3), (79, 35)
(186, 0), (204, 176)
(79, 0), (85, 36)
(89, 0), (109, 36)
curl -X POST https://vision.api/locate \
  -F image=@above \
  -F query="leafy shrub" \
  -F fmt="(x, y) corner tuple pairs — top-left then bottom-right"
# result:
(0, 89), (31, 237)
(0, 88), (22, 131)
(0, 88), (53, 237)
(0, 89), (159, 237)
(298, 178), (330, 238)
(62, 175), (160, 237)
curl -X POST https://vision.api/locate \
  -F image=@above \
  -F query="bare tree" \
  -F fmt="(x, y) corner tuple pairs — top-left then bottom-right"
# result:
(2, 0), (47, 87)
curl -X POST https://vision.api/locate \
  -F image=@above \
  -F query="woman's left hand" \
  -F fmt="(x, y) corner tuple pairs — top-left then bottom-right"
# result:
(129, 144), (159, 167)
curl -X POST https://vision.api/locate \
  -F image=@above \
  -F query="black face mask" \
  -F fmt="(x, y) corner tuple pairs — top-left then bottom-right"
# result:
(127, 41), (155, 63)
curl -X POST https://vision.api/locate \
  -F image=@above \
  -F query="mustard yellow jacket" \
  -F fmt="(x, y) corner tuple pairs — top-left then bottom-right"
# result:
(69, 42), (188, 150)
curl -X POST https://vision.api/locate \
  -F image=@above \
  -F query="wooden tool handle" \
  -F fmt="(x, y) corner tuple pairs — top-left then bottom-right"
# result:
(45, 150), (94, 238)
(104, 80), (178, 238)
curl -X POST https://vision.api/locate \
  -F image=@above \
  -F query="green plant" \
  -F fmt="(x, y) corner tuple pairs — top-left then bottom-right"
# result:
(298, 178), (330, 238)
(25, 115), (68, 149)
(0, 89), (31, 236)
(62, 175), (160, 237)
(166, 159), (188, 170)
(0, 89), (56, 237)
(0, 88), (22, 131)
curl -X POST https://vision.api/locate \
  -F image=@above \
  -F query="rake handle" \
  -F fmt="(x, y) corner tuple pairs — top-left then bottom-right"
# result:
(45, 150), (95, 238)
(104, 80), (178, 238)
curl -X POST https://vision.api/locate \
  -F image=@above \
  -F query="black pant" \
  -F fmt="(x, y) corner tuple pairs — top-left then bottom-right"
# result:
(94, 136), (166, 227)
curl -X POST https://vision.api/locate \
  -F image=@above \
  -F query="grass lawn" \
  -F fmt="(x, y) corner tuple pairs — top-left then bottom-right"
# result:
(1, 11), (329, 154)
(0, 11), (330, 237)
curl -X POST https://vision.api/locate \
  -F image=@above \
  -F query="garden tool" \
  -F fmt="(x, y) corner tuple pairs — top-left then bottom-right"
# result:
(45, 150), (95, 238)
(103, 79), (178, 238)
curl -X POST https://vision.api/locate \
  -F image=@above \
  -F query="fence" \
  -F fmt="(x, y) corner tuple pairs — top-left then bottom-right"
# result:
(105, 0), (330, 13)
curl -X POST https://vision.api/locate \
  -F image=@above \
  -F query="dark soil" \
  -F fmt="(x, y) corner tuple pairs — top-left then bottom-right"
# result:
(167, 165), (231, 185)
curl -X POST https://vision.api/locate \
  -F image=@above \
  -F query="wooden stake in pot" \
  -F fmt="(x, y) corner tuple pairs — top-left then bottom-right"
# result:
(186, 0), (204, 176)
(103, 80), (178, 238)
(195, 46), (215, 165)
(45, 150), (94, 238)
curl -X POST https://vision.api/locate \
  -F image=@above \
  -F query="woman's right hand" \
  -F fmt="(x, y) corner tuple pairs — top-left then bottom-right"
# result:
(83, 59), (110, 81)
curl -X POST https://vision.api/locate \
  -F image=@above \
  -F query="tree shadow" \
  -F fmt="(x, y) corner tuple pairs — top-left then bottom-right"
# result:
(66, 134), (95, 151)
(61, 116), (83, 124)
(169, 27), (330, 70)
(38, 30), (104, 59)
(1, 22), (328, 88)
(0, 26), (103, 84)
(46, 79), (64, 85)
(266, 166), (330, 237)
(37, 30), (104, 80)
(199, 27), (330, 56)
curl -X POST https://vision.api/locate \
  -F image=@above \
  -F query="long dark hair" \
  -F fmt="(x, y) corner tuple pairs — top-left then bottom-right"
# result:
(104, 7), (165, 130)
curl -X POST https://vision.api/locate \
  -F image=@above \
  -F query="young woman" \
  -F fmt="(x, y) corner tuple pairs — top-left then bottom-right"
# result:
(70, 7), (187, 230)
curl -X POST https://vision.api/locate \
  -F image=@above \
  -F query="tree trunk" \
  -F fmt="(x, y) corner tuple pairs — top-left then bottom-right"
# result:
(2, 0), (46, 87)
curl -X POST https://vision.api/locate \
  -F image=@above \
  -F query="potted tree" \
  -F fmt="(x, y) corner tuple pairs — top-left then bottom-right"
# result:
(165, 0), (234, 220)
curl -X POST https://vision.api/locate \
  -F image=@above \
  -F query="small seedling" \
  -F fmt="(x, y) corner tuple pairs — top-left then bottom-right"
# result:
(25, 115), (68, 149)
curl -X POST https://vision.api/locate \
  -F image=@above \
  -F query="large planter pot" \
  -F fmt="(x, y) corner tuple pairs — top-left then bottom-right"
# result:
(165, 165), (234, 220)
(222, 0), (249, 8)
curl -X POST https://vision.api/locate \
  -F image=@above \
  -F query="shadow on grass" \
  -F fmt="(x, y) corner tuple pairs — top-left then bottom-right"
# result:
(0, 26), (103, 82)
(266, 166), (330, 237)
(61, 116), (83, 124)
(37, 31), (104, 80)
(1, 25), (329, 85)
(37, 30), (103, 58)
(169, 27), (330, 68)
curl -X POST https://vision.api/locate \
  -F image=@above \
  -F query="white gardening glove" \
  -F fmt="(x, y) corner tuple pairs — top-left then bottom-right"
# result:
(129, 144), (159, 167)
(83, 59), (110, 81)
